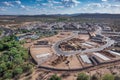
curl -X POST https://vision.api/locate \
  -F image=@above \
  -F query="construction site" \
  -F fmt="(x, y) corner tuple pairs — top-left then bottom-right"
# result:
(29, 28), (120, 71)
(20, 23), (120, 80)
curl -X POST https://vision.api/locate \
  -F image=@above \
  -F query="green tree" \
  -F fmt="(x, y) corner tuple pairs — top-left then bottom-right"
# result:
(77, 73), (90, 80)
(0, 62), (7, 73)
(49, 74), (61, 80)
(102, 74), (114, 80)
(13, 54), (23, 64)
(13, 67), (23, 76)
(0, 35), (32, 79)
(9, 47), (19, 56)
(19, 48), (28, 61)
(4, 70), (13, 79)
(91, 74), (99, 80)
(0, 54), (9, 62)
(0, 43), (4, 51)
(6, 61), (14, 69)
(22, 64), (33, 72)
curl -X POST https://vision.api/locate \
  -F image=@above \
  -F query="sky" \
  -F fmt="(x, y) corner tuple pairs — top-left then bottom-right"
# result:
(0, 0), (120, 15)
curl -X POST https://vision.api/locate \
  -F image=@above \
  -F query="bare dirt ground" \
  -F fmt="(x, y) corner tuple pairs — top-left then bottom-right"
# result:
(29, 32), (91, 70)
(22, 31), (120, 80)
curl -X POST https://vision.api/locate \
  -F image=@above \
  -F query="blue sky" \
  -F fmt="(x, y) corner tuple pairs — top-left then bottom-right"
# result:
(0, 0), (120, 15)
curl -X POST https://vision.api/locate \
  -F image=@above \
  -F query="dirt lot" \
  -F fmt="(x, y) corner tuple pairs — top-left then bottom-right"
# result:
(27, 31), (120, 80)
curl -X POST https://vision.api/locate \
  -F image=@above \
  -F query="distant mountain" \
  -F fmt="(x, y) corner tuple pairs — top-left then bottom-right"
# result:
(0, 13), (120, 19)
(70, 13), (120, 18)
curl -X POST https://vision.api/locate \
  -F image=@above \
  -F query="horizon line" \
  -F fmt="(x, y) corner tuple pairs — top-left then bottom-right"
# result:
(0, 13), (120, 16)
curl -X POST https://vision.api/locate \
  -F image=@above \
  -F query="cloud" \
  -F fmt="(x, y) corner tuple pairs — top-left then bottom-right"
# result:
(15, 1), (21, 5)
(61, 0), (80, 8)
(113, 0), (120, 1)
(2, 1), (22, 7)
(87, 2), (112, 9)
(20, 5), (29, 10)
(20, 5), (25, 8)
(0, 7), (6, 11)
(0, 0), (120, 14)
(56, 6), (64, 8)
(110, 4), (120, 8)
(52, 1), (62, 4)
(88, 3), (102, 8)
(101, 0), (108, 1)
(3, 1), (14, 7)
(36, 0), (42, 1)
(52, 5), (64, 9)
(41, 3), (48, 6)
(101, 3), (111, 8)
(82, 2), (120, 14)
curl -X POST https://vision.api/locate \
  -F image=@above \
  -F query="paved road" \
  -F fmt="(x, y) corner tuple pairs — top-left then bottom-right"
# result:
(52, 26), (115, 56)
(52, 31), (79, 56)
